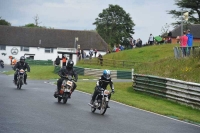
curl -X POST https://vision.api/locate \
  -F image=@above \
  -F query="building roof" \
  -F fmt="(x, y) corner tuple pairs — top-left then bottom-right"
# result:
(0, 25), (108, 51)
(171, 24), (200, 39)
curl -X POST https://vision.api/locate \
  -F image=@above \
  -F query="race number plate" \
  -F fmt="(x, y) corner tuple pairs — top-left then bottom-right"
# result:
(66, 81), (73, 86)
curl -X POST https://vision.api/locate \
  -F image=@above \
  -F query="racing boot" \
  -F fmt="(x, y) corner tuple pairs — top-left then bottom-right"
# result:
(24, 80), (27, 85)
(13, 80), (17, 85)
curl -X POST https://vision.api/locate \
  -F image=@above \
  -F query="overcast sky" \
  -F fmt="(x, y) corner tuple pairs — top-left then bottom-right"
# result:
(0, 0), (178, 44)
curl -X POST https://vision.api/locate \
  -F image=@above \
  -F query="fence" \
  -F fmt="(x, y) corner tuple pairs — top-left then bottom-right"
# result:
(174, 46), (200, 58)
(81, 58), (139, 69)
(26, 60), (53, 65)
(133, 74), (200, 109)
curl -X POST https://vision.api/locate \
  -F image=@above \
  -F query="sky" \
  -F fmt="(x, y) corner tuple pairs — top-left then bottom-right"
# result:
(0, 0), (178, 44)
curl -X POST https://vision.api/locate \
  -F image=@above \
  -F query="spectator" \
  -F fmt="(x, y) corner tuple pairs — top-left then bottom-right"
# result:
(186, 29), (193, 56)
(180, 31), (188, 57)
(115, 46), (120, 52)
(94, 49), (97, 57)
(62, 55), (67, 68)
(148, 34), (154, 45)
(98, 53), (103, 66)
(168, 31), (172, 43)
(89, 48), (93, 59)
(77, 50), (81, 60)
(107, 50), (111, 54)
(112, 45), (116, 52)
(55, 55), (61, 66)
(176, 36), (180, 44)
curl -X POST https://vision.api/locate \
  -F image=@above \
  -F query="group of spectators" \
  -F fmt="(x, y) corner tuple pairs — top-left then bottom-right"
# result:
(178, 29), (193, 57)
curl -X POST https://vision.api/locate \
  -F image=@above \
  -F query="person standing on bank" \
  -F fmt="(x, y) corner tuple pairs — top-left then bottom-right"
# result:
(148, 34), (154, 45)
(186, 29), (193, 56)
(62, 55), (67, 68)
(55, 56), (61, 66)
(180, 31), (188, 57)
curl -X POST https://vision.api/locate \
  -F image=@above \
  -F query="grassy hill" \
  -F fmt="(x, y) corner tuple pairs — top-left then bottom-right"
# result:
(77, 43), (200, 83)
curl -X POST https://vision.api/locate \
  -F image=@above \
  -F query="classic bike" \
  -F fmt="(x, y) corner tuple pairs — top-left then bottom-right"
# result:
(56, 75), (74, 104)
(89, 88), (114, 115)
(15, 69), (26, 89)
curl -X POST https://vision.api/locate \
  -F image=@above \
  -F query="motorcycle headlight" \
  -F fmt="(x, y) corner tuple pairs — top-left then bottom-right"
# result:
(104, 90), (110, 95)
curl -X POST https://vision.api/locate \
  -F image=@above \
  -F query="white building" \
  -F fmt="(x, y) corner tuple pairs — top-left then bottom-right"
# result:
(0, 26), (108, 65)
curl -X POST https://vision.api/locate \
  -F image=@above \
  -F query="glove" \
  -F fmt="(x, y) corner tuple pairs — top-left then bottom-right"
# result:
(112, 89), (115, 94)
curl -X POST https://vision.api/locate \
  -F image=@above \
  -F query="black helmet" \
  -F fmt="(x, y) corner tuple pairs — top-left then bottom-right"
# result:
(66, 59), (74, 68)
(20, 56), (25, 63)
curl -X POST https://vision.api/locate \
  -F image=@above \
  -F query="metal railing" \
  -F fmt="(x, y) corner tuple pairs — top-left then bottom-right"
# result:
(133, 74), (200, 109)
(174, 46), (200, 58)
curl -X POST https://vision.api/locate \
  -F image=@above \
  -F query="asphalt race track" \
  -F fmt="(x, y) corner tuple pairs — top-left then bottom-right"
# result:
(0, 66), (200, 133)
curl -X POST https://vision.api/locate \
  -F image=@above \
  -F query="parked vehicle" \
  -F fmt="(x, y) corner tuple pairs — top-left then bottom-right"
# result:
(0, 61), (4, 68)
(89, 88), (113, 115)
(56, 75), (74, 104)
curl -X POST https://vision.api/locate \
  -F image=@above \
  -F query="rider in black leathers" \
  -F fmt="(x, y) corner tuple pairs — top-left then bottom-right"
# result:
(89, 70), (115, 108)
(54, 59), (78, 98)
(13, 56), (30, 85)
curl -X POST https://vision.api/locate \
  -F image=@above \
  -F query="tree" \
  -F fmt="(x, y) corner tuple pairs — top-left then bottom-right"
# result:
(93, 4), (135, 47)
(0, 17), (11, 26)
(161, 23), (170, 37)
(168, 0), (200, 26)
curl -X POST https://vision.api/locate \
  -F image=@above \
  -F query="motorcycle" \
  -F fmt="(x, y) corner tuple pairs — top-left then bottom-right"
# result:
(56, 75), (74, 104)
(89, 88), (114, 115)
(0, 61), (4, 68)
(15, 69), (26, 89)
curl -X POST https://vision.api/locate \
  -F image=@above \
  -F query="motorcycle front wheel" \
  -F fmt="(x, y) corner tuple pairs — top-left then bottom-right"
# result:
(58, 97), (62, 103)
(91, 100), (96, 113)
(63, 93), (68, 104)
(17, 79), (22, 89)
(100, 101), (108, 115)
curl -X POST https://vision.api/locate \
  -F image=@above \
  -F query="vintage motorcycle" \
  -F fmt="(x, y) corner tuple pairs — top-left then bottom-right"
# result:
(15, 69), (26, 89)
(56, 75), (74, 104)
(0, 61), (4, 68)
(89, 88), (114, 115)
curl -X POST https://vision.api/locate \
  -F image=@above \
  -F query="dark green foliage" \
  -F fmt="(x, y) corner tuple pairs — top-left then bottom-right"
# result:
(93, 4), (135, 47)
(0, 17), (11, 26)
(168, 0), (200, 26)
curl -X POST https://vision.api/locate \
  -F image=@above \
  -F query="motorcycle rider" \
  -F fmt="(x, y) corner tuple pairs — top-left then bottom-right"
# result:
(13, 56), (30, 85)
(89, 70), (115, 108)
(54, 59), (78, 98)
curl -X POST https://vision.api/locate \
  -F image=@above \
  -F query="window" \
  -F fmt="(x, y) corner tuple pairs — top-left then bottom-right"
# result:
(45, 48), (54, 53)
(21, 46), (29, 52)
(0, 45), (6, 50)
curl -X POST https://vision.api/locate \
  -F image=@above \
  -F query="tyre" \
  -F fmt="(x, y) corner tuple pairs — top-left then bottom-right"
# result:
(58, 97), (62, 103)
(90, 100), (96, 113)
(100, 101), (108, 115)
(63, 93), (68, 104)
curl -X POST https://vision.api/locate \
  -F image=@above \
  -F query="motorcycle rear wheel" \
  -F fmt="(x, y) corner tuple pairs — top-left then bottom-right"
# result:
(100, 101), (108, 115)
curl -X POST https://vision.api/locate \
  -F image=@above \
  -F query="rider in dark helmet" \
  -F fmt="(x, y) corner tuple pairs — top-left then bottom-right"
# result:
(89, 69), (114, 108)
(13, 56), (30, 85)
(54, 59), (78, 98)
